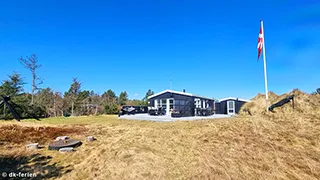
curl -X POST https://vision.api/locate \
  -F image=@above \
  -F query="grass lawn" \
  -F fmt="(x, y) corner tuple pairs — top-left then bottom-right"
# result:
(0, 115), (320, 180)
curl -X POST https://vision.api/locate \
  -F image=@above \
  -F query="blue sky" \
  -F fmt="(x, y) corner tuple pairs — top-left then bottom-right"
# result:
(0, 0), (319, 100)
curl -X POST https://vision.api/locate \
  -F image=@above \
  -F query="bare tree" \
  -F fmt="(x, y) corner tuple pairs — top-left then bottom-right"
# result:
(54, 92), (64, 117)
(53, 92), (56, 117)
(19, 54), (42, 105)
(34, 87), (54, 116)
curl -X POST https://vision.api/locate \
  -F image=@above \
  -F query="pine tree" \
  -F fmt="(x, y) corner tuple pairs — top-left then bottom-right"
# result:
(64, 78), (81, 116)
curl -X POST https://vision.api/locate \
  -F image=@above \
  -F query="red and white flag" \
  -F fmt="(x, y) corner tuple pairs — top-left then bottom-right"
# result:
(257, 21), (269, 111)
(257, 25), (263, 60)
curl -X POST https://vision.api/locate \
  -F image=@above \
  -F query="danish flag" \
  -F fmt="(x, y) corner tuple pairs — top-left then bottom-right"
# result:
(257, 25), (263, 60)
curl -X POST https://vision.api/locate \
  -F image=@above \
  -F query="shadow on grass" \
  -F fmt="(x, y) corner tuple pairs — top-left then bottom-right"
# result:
(0, 153), (72, 179)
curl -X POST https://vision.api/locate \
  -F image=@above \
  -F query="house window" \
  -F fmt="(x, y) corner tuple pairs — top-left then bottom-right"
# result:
(194, 98), (201, 108)
(173, 99), (189, 112)
(159, 99), (167, 110)
(169, 99), (174, 110)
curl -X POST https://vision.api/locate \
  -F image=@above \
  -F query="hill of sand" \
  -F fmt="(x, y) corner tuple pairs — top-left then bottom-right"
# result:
(240, 89), (320, 119)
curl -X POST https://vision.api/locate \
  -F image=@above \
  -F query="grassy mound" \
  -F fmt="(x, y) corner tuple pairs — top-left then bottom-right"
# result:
(0, 115), (320, 179)
(240, 89), (320, 119)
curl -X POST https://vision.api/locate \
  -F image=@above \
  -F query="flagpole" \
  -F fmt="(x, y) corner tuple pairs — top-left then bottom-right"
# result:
(261, 20), (269, 111)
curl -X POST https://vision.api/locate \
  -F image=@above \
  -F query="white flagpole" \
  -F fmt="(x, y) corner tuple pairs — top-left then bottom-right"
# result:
(261, 20), (269, 111)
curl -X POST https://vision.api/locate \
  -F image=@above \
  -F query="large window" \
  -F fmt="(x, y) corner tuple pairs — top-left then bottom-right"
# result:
(174, 100), (187, 112)
(174, 100), (180, 112)
(155, 99), (166, 110)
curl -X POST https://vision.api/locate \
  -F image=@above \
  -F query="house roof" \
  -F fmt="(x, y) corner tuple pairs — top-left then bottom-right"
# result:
(218, 97), (250, 102)
(148, 89), (215, 100)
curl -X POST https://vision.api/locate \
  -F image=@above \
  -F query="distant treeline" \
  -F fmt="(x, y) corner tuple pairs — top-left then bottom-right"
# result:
(0, 54), (154, 119)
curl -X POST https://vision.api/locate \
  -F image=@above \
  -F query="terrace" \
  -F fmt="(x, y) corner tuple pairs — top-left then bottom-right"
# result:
(118, 113), (231, 122)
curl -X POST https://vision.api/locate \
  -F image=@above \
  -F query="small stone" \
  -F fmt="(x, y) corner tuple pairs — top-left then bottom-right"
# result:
(86, 136), (96, 142)
(26, 143), (39, 150)
(0, 140), (5, 145)
(55, 136), (69, 141)
(59, 147), (74, 153)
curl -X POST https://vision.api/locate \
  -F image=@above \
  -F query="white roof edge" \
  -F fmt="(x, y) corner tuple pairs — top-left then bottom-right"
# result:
(219, 97), (251, 102)
(192, 95), (215, 100)
(147, 90), (168, 99)
(148, 89), (214, 100)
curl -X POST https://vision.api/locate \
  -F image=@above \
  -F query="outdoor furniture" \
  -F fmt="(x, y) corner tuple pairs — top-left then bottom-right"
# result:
(171, 111), (181, 118)
(148, 109), (157, 116)
(119, 106), (149, 117)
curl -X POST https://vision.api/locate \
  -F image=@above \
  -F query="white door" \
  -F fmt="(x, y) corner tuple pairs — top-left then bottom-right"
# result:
(154, 99), (158, 108)
(227, 101), (235, 115)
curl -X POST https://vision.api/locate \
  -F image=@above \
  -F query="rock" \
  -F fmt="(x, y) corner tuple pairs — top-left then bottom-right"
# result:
(0, 140), (5, 145)
(59, 147), (74, 153)
(26, 143), (39, 150)
(55, 136), (69, 141)
(86, 136), (96, 142)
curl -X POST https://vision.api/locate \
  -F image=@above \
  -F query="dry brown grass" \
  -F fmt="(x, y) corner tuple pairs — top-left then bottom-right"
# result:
(0, 125), (87, 144)
(240, 89), (320, 119)
(0, 98), (319, 180)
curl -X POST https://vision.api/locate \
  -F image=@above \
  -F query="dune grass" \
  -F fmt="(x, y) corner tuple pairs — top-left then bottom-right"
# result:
(0, 114), (320, 180)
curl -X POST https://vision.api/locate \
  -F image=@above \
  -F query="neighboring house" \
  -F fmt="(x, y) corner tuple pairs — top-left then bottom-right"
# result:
(148, 89), (215, 117)
(215, 97), (250, 115)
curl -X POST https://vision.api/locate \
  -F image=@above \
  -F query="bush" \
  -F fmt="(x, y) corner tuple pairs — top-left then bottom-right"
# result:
(104, 104), (118, 114)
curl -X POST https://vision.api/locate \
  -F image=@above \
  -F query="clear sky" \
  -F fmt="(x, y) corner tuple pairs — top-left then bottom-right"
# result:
(0, 0), (319, 100)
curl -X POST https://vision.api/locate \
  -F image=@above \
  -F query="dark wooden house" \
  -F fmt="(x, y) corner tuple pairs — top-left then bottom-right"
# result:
(214, 97), (250, 115)
(148, 89), (215, 117)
